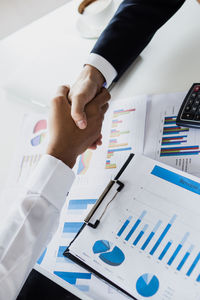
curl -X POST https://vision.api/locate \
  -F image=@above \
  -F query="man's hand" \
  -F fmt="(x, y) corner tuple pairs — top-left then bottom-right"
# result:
(47, 85), (110, 168)
(68, 65), (105, 129)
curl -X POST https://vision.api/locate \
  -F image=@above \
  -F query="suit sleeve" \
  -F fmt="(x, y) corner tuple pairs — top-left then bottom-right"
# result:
(91, 0), (185, 80)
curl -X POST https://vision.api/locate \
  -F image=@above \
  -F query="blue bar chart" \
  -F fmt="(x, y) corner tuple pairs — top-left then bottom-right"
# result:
(37, 248), (47, 265)
(196, 274), (200, 282)
(150, 215), (177, 256)
(62, 222), (83, 238)
(116, 208), (200, 282)
(125, 211), (147, 241)
(54, 271), (91, 292)
(167, 232), (189, 266)
(177, 245), (194, 271)
(133, 224), (148, 246)
(117, 216), (132, 237)
(186, 252), (200, 277)
(158, 240), (173, 261)
(141, 220), (162, 250)
(56, 246), (74, 264)
(68, 199), (97, 211)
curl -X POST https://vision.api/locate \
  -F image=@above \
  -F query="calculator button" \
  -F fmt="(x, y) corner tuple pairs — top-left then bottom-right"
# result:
(182, 113), (195, 120)
(191, 106), (198, 113)
(194, 100), (200, 106)
(184, 105), (191, 112)
(194, 114), (200, 121)
(187, 99), (194, 105)
(191, 93), (197, 99)
(194, 86), (200, 92)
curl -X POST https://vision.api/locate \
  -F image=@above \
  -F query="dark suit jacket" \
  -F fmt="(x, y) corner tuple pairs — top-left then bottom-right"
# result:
(92, 0), (185, 81)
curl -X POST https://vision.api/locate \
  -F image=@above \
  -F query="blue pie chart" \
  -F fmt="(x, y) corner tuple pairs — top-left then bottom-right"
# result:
(136, 273), (159, 297)
(92, 240), (125, 266)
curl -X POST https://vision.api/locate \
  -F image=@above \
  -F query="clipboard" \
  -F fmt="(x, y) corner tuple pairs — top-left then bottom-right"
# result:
(64, 153), (136, 299)
(64, 152), (200, 300)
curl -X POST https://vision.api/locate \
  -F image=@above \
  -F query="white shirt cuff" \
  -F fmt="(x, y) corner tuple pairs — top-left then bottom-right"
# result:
(86, 53), (117, 87)
(26, 154), (75, 211)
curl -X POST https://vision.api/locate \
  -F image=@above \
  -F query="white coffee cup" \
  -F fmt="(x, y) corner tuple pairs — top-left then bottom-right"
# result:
(76, 0), (117, 39)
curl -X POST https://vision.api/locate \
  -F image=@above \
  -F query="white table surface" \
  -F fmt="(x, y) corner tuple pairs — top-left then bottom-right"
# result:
(0, 0), (200, 204)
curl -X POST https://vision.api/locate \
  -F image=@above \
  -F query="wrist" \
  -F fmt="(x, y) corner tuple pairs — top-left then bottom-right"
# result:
(46, 146), (77, 169)
(84, 64), (105, 89)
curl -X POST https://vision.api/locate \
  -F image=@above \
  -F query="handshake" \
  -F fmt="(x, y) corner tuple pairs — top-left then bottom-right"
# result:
(47, 65), (110, 169)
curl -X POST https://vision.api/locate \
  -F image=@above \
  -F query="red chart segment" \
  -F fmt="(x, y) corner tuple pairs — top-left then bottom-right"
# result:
(33, 120), (47, 133)
(31, 119), (47, 147)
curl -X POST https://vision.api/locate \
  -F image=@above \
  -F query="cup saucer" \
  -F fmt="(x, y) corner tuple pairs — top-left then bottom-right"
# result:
(76, 17), (105, 39)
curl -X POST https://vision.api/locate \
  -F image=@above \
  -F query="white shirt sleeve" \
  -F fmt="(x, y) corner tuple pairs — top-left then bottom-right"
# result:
(0, 154), (75, 300)
(85, 53), (117, 87)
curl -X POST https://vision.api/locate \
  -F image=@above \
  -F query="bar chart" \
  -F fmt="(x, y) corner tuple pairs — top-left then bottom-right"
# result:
(158, 240), (172, 261)
(105, 108), (135, 170)
(167, 232), (189, 266)
(124, 211), (147, 241)
(141, 220), (162, 250)
(56, 246), (74, 264)
(160, 116), (200, 157)
(54, 271), (91, 292)
(67, 198), (97, 212)
(161, 136), (188, 146)
(177, 245), (194, 271)
(18, 154), (42, 183)
(62, 222), (83, 238)
(116, 210), (200, 282)
(110, 129), (130, 138)
(113, 108), (136, 118)
(145, 95), (200, 175)
(149, 215), (177, 256)
(37, 248), (47, 265)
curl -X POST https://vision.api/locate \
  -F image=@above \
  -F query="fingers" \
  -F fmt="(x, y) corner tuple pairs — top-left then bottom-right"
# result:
(88, 143), (97, 150)
(71, 96), (87, 130)
(50, 85), (71, 120)
(56, 85), (70, 97)
(96, 134), (103, 146)
(93, 88), (111, 107)
(88, 135), (102, 150)
(101, 103), (109, 115)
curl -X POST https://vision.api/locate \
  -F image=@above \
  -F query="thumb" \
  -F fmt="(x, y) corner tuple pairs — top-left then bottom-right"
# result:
(71, 97), (87, 129)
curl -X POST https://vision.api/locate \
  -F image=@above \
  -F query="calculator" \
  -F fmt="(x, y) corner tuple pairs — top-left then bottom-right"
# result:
(176, 83), (200, 128)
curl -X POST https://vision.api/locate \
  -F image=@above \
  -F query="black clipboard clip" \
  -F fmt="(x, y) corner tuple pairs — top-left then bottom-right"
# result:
(85, 179), (124, 229)
(84, 153), (134, 229)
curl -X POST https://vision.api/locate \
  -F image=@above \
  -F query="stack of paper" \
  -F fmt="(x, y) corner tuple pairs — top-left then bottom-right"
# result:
(9, 91), (200, 299)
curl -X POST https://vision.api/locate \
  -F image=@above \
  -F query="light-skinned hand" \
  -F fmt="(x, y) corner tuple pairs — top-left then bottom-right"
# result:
(47, 85), (110, 168)
(68, 64), (105, 130)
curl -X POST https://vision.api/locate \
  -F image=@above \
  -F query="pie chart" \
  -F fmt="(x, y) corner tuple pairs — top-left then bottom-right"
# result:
(92, 240), (125, 266)
(31, 119), (47, 146)
(136, 273), (159, 297)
